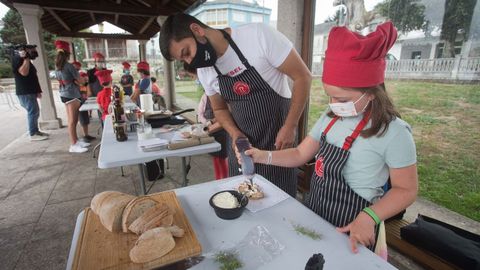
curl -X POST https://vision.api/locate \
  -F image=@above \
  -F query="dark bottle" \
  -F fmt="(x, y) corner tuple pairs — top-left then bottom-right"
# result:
(112, 85), (127, 142)
(112, 85), (125, 123)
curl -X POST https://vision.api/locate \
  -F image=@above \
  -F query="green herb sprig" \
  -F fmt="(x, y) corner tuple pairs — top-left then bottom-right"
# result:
(292, 223), (322, 240)
(214, 251), (243, 270)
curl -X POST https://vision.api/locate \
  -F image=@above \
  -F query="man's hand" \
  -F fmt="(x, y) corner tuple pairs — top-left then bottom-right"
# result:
(336, 211), (376, 253)
(18, 50), (27, 58)
(274, 125), (296, 150)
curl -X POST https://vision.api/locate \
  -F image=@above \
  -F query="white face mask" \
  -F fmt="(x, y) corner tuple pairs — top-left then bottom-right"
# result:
(329, 93), (369, 117)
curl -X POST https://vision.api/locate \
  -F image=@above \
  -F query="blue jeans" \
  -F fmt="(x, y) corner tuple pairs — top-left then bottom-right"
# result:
(17, 94), (40, 136)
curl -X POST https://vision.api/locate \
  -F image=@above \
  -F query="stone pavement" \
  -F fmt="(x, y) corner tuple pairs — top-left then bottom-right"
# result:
(0, 89), (478, 270)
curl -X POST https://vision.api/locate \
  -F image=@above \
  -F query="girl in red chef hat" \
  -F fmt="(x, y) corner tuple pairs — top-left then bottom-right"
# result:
(95, 69), (114, 122)
(55, 40), (90, 153)
(131, 61), (152, 105)
(241, 22), (418, 258)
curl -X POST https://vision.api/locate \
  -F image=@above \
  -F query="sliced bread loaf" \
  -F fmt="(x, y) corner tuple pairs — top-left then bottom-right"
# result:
(98, 192), (136, 232)
(121, 196), (158, 233)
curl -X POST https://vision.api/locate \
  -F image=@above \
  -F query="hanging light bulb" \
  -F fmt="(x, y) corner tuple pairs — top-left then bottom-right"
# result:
(98, 22), (104, 33)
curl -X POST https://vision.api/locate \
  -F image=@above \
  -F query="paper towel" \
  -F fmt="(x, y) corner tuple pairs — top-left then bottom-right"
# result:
(139, 94), (153, 112)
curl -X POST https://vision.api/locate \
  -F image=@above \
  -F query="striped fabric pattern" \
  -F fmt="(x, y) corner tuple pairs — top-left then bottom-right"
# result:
(213, 30), (297, 197)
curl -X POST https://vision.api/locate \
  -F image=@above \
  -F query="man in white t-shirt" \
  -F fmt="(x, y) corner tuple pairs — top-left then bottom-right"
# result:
(159, 13), (312, 196)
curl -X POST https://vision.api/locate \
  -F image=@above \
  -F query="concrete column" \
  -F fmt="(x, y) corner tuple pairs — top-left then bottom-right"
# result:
(14, 3), (62, 129)
(104, 39), (110, 59)
(138, 40), (147, 61)
(162, 58), (175, 109)
(277, 0), (304, 54)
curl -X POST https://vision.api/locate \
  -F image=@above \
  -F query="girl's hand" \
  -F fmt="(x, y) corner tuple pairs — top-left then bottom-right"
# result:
(235, 147), (268, 165)
(336, 211), (376, 253)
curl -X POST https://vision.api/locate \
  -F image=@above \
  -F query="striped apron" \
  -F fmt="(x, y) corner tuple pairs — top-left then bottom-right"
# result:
(213, 30), (297, 197)
(306, 112), (378, 250)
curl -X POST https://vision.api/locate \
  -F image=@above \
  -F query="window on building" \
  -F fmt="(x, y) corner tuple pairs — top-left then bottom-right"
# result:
(411, 51), (422, 59)
(251, 13), (264, 23)
(233, 11), (246, 22)
(204, 9), (227, 26)
(87, 39), (106, 59)
(435, 41), (464, 58)
(107, 39), (127, 58)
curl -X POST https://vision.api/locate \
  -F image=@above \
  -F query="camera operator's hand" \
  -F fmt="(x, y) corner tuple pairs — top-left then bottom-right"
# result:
(18, 50), (28, 59)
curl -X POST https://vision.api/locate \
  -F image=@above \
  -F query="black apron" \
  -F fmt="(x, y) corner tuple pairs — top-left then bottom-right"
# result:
(306, 112), (378, 250)
(213, 30), (297, 197)
(204, 97), (228, 158)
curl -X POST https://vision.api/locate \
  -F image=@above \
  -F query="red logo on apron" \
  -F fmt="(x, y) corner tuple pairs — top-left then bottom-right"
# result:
(315, 156), (324, 177)
(233, 81), (250, 96)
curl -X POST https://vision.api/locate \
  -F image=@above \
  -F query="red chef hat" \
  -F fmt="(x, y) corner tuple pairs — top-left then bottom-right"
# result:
(72, 61), (81, 68)
(322, 22), (397, 88)
(94, 69), (113, 85)
(122, 61), (131, 69)
(137, 61), (150, 71)
(93, 52), (105, 60)
(79, 71), (88, 77)
(54, 40), (70, 53)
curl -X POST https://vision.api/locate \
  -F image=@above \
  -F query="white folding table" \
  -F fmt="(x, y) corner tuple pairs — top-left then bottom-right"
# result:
(66, 175), (397, 270)
(98, 115), (221, 194)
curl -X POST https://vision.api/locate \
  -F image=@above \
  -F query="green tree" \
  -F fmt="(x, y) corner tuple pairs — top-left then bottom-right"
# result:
(440, 0), (477, 58)
(374, 0), (427, 34)
(0, 9), (57, 69)
(73, 38), (86, 65)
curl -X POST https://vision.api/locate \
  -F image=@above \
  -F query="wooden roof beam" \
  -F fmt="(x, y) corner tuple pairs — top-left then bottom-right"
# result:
(139, 16), (155, 34)
(90, 12), (95, 22)
(45, 8), (71, 31)
(57, 32), (150, 40)
(12, 0), (175, 16)
(136, 0), (151, 7)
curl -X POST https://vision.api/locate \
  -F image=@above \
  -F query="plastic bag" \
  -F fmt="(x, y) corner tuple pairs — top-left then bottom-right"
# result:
(200, 225), (285, 270)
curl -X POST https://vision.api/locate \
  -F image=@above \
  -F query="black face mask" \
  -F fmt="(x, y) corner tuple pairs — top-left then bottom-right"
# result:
(189, 37), (217, 69)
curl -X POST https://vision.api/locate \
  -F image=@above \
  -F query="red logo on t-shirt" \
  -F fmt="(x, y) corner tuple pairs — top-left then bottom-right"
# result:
(233, 81), (250, 96)
(315, 156), (324, 178)
(228, 66), (243, 76)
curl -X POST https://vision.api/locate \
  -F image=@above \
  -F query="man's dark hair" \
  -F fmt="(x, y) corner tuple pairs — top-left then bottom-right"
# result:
(159, 13), (209, 61)
(151, 77), (157, 83)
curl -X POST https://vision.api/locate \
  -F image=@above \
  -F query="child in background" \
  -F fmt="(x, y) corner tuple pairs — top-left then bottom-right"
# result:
(95, 69), (114, 122)
(185, 63), (228, 179)
(72, 61), (95, 142)
(120, 61), (134, 96)
(131, 61), (151, 105)
(78, 71), (89, 100)
(150, 77), (163, 96)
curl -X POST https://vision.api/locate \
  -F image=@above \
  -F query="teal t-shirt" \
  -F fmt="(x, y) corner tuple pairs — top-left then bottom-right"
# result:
(308, 110), (417, 202)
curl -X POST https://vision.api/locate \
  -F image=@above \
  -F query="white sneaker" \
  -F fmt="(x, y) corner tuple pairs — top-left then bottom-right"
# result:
(30, 134), (48, 141)
(77, 141), (91, 148)
(69, 143), (88, 153)
(36, 131), (49, 136)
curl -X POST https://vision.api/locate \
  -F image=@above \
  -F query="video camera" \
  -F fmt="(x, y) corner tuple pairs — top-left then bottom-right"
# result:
(9, 44), (39, 60)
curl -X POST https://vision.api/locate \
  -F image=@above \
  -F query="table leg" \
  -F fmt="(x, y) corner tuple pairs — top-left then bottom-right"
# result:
(181, 157), (188, 187)
(137, 164), (147, 195)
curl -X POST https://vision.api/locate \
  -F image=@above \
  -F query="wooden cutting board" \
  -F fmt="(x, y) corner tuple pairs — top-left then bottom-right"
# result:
(71, 191), (202, 270)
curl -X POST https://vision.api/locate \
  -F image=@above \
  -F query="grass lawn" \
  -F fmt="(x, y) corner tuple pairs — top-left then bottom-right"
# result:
(178, 78), (480, 221)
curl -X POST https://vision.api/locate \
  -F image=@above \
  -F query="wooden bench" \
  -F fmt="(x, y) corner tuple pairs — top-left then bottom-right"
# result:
(385, 219), (460, 270)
